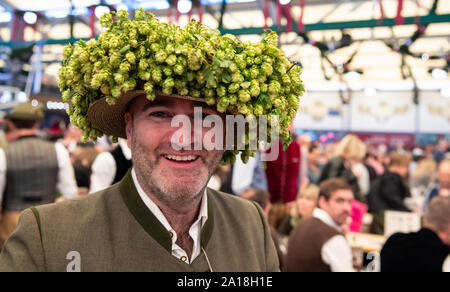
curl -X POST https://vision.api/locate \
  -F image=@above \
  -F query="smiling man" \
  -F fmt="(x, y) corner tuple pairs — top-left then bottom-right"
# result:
(0, 92), (279, 272)
(0, 9), (304, 272)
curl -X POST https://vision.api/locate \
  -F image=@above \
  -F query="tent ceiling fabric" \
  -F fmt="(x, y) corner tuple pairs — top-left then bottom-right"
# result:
(1, 0), (449, 86)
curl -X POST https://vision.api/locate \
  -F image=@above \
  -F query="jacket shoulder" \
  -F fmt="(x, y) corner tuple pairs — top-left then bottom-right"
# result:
(32, 184), (122, 230)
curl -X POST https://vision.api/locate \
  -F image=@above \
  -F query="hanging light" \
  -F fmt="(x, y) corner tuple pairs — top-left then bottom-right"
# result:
(364, 88), (377, 97)
(177, 0), (192, 14)
(0, 12), (12, 23)
(345, 71), (361, 83)
(95, 5), (110, 19)
(441, 88), (450, 98)
(279, 0), (292, 5)
(431, 68), (448, 80)
(23, 11), (37, 25)
(116, 3), (128, 11)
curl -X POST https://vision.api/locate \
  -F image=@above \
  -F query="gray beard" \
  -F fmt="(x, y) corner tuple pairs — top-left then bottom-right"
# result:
(130, 135), (222, 211)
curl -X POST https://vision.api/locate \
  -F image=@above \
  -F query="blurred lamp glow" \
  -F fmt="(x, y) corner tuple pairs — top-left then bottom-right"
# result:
(17, 92), (28, 103)
(45, 9), (69, 19)
(116, 4), (128, 11)
(432, 68), (447, 80)
(95, 5), (110, 18)
(364, 88), (377, 97)
(177, 0), (192, 13)
(24, 12), (37, 25)
(441, 88), (450, 98)
(0, 12), (12, 23)
(279, 0), (291, 5)
(346, 71), (360, 83)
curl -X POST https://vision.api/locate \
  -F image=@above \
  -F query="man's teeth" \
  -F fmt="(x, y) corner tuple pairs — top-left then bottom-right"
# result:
(164, 155), (198, 162)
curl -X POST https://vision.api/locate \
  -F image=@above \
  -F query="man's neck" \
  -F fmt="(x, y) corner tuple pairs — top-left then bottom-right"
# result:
(9, 129), (37, 142)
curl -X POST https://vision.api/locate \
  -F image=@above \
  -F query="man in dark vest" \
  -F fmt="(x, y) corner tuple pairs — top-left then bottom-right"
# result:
(89, 138), (132, 193)
(0, 102), (77, 249)
(284, 178), (354, 272)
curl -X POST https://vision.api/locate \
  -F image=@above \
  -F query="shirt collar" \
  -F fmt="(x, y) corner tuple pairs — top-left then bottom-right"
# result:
(118, 138), (132, 160)
(131, 168), (208, 243)
(313, 208), (342, 232)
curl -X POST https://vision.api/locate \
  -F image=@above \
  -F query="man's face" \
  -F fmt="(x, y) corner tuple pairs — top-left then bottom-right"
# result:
(319, 189), (354, 226)
(125, 95), (225, 208)
(308, 148), (322, 165)
(438, 163), (450, 189)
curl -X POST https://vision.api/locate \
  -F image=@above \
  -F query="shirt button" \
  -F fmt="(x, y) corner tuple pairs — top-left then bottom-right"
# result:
(181, 256), (187, 262)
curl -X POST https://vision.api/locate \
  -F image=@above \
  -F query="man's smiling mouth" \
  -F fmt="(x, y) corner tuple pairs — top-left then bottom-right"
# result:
(162, 155), (200, 162)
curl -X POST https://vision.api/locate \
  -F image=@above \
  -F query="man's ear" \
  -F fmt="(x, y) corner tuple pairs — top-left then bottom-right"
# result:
(124, 113), (133, 142)
(318, 196), (326, 210)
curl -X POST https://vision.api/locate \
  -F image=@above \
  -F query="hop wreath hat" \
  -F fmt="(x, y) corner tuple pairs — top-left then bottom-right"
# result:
(58, 9), (305, 164)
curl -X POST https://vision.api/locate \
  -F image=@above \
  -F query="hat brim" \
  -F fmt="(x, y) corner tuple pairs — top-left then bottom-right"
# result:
(87, 90), (207, 138)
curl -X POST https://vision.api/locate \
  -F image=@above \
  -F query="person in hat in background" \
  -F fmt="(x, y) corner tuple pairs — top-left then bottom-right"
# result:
(0, 102), (78, 249)
(89, 138), (132, 193)
(0, 9), (304, 271)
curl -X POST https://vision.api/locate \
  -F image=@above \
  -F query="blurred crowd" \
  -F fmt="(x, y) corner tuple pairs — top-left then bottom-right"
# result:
(0, 102), (449, 272)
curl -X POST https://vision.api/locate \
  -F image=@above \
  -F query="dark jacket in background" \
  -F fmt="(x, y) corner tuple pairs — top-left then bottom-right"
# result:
(368, 171), (411, 213)
(381, 228), (450, 272)
(319, 156), (362, 202)
(368, 171), (411, 234)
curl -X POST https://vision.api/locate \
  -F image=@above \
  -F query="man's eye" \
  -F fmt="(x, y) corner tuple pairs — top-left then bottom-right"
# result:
(149, 112), (171, 118)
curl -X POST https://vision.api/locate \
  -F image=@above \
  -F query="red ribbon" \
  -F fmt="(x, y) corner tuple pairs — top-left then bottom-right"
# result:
(283, 3), (292, 33)
(395, 0), (404, 25)
(414, 0), (420, 25)
(264, 0), (269, 29)
(168, 4), (172, 24)
(378, 0), (385, 24)
(176, 0), (180, 24)
(89, 6), (96, 39)
(198, 1), (203, 23)
(12, 11), (19, 42)
(298, 0), (305, 33)
(276, 0), (282, 29)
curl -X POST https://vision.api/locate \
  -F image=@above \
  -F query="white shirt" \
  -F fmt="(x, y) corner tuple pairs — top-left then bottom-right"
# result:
(313, 208), (354, 272)
(231, 154), (257, 195)
(89, 139), (131, 193)
(0, 141), (78, 203)
(131, 168), (208, 264)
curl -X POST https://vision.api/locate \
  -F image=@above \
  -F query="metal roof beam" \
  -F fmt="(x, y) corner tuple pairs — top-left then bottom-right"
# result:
(219, 13), (450, 35)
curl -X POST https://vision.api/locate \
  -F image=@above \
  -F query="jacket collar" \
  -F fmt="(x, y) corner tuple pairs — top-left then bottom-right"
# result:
(119, 169), (214, 253)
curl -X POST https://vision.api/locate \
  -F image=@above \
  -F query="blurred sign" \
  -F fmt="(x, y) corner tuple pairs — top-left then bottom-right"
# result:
(384, 211), (421, 238)
(354, 133), (415, 148)
(419, 91), (450, 134)
(295, 92), (345, 131)
(350, 92), (415, 133)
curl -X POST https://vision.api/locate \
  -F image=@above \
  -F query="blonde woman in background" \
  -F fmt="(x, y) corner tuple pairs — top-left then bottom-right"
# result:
(410, 159), (437, 192)
(277, 184), (320, 236)
(319, 135), (367, 202)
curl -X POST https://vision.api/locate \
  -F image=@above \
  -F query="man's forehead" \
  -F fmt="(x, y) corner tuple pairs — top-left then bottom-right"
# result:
(331, 189), (354, 199)
(132, 95), (217, 113)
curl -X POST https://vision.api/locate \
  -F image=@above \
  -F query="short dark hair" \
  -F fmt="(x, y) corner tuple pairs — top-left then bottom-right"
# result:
(318, 178), (352, 201)
(309, 143), (319, 153)
(242, 188), (270, 210)
(10, 118), (39, 129)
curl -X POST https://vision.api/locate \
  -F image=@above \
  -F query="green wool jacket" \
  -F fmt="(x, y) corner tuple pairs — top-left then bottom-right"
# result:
(0, 171), (279, 272)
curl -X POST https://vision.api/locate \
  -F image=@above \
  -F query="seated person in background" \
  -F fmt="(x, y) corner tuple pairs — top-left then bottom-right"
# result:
(381, 196), (450, 272)
(368, 153), (412, 235)
(278, 184), (319, 236)
(284, 179), (354, 272)
(240, 188), (284, 270)
(423, 159), (450, 212)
